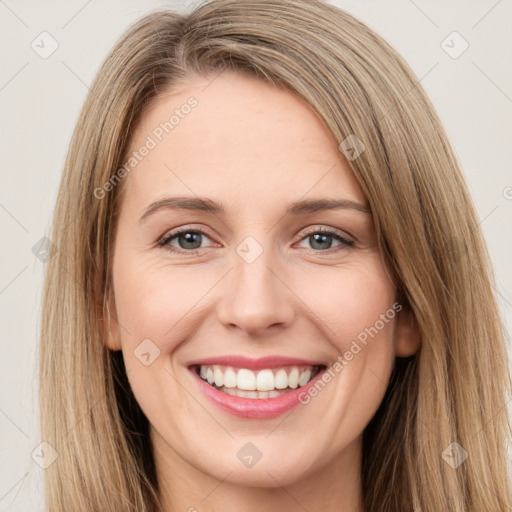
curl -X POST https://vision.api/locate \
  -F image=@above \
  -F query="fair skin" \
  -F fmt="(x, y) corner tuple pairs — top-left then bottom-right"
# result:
(105, 71), (420, 512)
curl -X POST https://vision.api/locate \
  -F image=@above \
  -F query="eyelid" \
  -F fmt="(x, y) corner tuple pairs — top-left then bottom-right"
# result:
(299, 224), (353, 241)
(157, 224), (216, 247)
(158, 224), (353, 244)
(158, 223), (356, 256)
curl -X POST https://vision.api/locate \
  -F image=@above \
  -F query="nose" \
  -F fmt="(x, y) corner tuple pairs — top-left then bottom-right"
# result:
(217, 245), (296, 336)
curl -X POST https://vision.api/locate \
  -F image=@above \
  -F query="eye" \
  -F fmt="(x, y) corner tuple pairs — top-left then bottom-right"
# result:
(158, 226), (215, 254)
(158, 225), (354, 255)
(296, 226), (354, 252)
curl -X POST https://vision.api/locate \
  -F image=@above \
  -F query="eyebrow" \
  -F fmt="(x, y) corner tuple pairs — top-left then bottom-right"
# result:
(139, 196), (371, 223)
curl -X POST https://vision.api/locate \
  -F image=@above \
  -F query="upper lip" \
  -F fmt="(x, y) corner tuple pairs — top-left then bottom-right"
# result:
(187, 355), (327, 370)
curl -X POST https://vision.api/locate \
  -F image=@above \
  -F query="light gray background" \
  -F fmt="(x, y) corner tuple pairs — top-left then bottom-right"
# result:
(1, 0), (511, 510)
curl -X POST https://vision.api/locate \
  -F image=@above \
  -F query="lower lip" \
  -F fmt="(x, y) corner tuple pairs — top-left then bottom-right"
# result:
(189, 367), (326, 419)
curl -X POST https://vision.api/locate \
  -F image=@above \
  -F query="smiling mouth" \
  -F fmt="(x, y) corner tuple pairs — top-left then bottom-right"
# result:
(190, 364), (326, 399)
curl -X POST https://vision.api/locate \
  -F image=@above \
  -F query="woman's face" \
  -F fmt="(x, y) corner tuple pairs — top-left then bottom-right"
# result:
(106, 71), (419, 489)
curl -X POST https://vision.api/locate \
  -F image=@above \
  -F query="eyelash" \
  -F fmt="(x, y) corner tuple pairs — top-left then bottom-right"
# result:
(157, 225), (355, 255)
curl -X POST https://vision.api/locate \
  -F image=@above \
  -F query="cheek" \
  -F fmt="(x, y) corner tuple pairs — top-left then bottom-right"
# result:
(114, 249), (396, 353)
(290, 263), (397, 448)
(112, 253), (214, 351)
(295, 258), (396, 350)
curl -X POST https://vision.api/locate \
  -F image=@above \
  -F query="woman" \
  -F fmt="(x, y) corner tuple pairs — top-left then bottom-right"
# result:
(39, 0), (512, 510)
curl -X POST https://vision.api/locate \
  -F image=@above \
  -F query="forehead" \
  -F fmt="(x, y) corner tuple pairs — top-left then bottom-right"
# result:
(121, 71), (365, 213)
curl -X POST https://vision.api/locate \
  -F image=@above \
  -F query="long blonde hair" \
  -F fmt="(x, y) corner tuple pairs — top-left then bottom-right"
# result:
(39, 1), (512, 510)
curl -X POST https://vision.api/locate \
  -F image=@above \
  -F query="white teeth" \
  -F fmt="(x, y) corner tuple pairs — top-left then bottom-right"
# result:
(214, 367), (224, 387)
(288, 367), (299, 389)
(274, 369), (288, 389)
(217, 387), (288, 399)
(256, 369), (274, 391)
(237, 368), (256, 390)
(223, 368), (237, 388)
(298, 369), (312, 386)
(197, 364), (320, 394)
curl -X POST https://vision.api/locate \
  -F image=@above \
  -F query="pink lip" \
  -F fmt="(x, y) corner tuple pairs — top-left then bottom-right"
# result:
(188, 365), (327, 419)
(186, 355), (326, 370)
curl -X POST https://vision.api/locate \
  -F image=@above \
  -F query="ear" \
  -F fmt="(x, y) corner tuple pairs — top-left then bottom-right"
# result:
(394, 306), (421, 357)
(99, 285), (122, 351)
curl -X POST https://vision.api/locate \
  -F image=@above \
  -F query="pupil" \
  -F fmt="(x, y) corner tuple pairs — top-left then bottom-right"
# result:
(176, 232), (333, 250)
(310, 233), (331, 250)
(180, 232), (201, 249)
